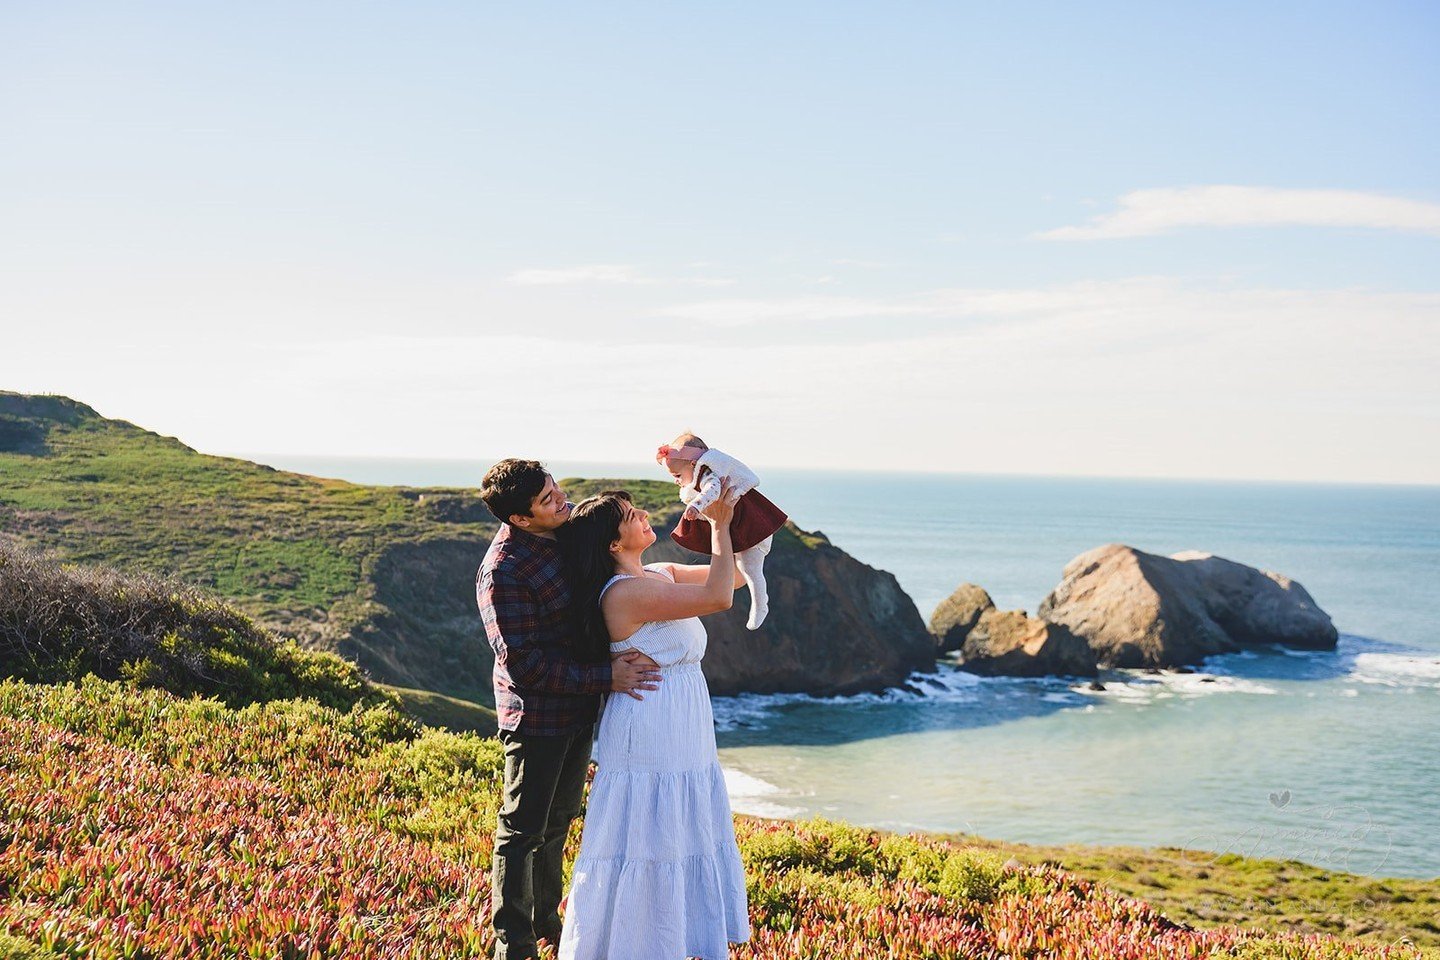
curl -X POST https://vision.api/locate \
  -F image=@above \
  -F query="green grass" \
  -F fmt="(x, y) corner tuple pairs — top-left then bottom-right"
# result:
(0, 542), (391, 714)
(560, 476), (686, 522)
(0, 540), (504, 739)
(949, 834), (1440, 947)
(0, 931), (48, 960)
(210, 537), (360, 608)
(0, 393), (495, 699)
(381, 684), (498, 736)
(0, 402), (439, 614)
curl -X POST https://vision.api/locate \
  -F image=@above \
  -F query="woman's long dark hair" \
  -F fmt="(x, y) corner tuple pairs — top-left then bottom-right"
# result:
(556, 490), (632, 663)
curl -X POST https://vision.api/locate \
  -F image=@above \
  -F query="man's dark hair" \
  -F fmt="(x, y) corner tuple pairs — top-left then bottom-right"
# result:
(480, 459), (549, 524)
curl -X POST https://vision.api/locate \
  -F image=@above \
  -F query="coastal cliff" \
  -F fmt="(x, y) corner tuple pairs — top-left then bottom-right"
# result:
(554, 479), (938, 697)
(648, 525), (935, 697)
(0, 392), (936, 702)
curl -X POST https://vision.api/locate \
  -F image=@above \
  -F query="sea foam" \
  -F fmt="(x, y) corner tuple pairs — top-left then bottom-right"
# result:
(1348, 651), (1440, 689)
(711, 663), (1030, 732)
(721, 766), (803, 819)
(1074, 670), (1279, 702)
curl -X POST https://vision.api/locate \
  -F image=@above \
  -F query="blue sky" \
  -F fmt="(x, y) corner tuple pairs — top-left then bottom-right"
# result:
(3, 2), (1437, 482)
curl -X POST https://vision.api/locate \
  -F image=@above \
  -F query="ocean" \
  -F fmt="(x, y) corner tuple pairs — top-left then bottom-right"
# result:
(241, 455), (1440, 879)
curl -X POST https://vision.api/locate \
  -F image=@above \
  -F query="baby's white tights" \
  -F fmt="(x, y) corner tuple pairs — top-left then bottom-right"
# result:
(736, 535), (773, 630)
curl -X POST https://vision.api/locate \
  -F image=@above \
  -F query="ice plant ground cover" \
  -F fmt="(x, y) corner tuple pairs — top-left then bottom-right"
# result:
(0, 680), (1432, 959)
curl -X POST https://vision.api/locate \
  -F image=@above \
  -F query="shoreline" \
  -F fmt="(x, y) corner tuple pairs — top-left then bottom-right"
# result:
(712, 638), (1440, 883)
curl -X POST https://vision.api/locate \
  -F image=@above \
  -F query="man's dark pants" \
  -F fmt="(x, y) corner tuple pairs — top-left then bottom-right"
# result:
(491, 724), (595, 960)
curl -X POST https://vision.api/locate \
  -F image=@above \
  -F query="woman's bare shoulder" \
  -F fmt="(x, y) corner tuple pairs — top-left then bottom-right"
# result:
(600, 569), (671, 603)
(600, 563), (719, 622)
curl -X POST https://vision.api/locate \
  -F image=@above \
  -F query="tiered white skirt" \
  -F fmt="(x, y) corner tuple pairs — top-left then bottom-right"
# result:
(559, 662), (750, 960)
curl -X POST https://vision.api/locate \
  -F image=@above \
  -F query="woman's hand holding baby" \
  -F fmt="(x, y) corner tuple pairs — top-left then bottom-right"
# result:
(700, 480), (735, 527)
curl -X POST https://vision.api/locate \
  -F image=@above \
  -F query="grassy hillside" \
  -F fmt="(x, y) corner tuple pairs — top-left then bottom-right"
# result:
(380, 683), (499, 736)
(0, 541), (386, 711)
(0, 392), (504, 701)
(964, 837), (1438, 949)
(0, 540), (497, 735)
(1, 677), (1430, 960)
(0, 392), (819, 704)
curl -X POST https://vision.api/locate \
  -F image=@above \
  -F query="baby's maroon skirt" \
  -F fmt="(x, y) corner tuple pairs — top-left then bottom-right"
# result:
(671, 490), (788, 554)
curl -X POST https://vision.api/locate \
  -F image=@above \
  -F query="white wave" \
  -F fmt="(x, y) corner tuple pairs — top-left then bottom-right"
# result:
(710, 691), (810, 732)
(1075, 669), (1278, 702)
(723, 766), (782, 796)
(722, 766), (803, 819)
(710, 663), (1009, 730)
(893, 666), (991, 701)
(1349, 651), (1440, 689)
(808, 668), (992, 707)
(714, 651), (1302, 732)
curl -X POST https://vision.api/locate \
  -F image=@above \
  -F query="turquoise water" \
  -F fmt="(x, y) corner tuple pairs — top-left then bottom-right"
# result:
(243, 455), (1440, 879)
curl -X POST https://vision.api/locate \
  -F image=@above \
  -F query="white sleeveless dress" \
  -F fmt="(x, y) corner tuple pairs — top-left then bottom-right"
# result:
(558, 564), (750, 960)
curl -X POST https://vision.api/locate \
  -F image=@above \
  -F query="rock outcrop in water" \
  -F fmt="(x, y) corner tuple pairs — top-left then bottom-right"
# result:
(929, 583), (995, 654)
(935, 543), (1338, 676)
(1038, 543), (1338, 668)
(954, 608), (1097, 677)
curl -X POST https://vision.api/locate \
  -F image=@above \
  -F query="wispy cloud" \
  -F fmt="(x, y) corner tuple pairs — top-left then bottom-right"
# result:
(508, 264), (733, 286)
(1039, 186), (1440, 240)
(657, 295), (909, 325)
(656, 278), (1186, 327)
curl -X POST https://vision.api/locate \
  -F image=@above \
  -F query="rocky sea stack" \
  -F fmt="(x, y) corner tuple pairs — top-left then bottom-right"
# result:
(954, 609), (1098, 678)
(929, 583), (995, 654)
(1039, 543), (1339, 668)
(934, 543), (1338, 676)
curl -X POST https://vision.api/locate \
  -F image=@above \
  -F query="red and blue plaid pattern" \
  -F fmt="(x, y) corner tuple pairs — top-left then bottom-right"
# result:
(477, 524), (611, 735)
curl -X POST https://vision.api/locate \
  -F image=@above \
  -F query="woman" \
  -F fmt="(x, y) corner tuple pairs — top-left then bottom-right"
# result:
(555, 487), (750, 960)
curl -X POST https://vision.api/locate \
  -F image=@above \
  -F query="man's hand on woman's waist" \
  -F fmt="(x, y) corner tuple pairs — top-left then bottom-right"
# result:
(610, 650), (662, 701)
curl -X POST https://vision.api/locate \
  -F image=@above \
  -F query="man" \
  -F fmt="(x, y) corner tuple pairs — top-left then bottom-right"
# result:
(477, 458), (662, 960)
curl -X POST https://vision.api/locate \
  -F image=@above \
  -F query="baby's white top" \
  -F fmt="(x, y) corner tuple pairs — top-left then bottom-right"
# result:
(679, 447), (760, 513)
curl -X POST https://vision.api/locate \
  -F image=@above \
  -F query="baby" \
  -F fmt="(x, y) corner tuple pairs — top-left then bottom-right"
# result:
(656, 433), (788, 630)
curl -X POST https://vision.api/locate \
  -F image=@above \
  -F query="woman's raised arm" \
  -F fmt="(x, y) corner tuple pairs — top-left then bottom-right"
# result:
(605, 492), (738, 627)
(655, 561), (747, 590)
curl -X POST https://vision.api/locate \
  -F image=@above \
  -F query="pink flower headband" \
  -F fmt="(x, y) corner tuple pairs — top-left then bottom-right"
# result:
(655, 444), (706, 465)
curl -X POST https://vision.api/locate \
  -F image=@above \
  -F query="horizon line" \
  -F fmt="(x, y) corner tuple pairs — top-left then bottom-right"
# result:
(216, 448), (1440, 492)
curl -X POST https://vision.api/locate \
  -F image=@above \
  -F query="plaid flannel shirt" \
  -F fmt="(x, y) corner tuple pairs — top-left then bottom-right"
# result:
(476, 523), (611, 736)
